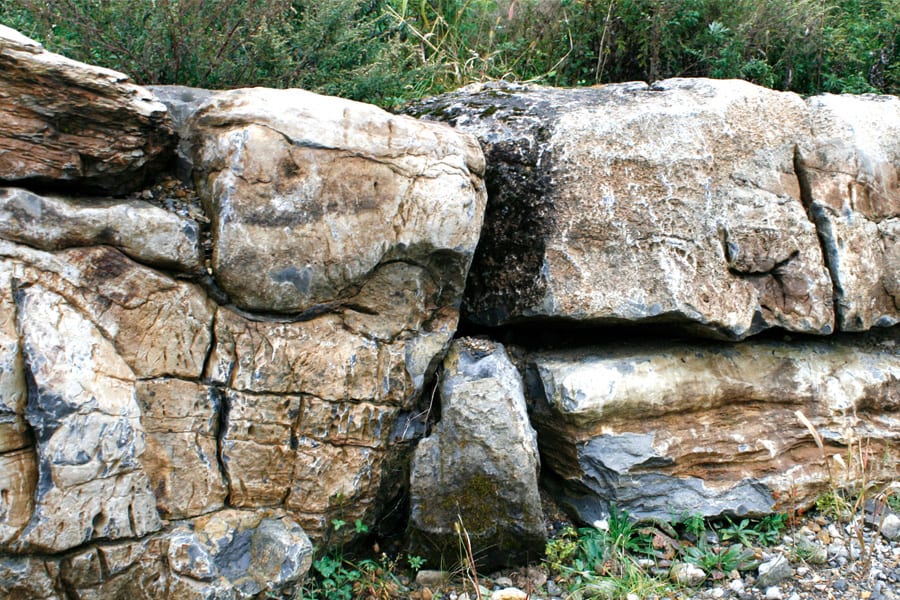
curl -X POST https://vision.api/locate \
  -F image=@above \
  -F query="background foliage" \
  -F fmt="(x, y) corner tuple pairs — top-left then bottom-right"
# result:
(2, 0), (899, 107)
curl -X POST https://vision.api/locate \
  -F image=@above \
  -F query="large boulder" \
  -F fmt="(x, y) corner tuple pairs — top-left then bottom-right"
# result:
(188, 87), (486, 313)
(525, 334), (900, 524)
(409, 338), (545, 570)
(0, 26), (175, 193)
(798, 93), (900, 331)
(409, 79), (835, 339)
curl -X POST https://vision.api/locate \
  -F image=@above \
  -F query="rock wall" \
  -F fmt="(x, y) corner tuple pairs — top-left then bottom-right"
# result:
(0, 23), (899, 597)
(0, 25), (486, 598)
(409, 78), (899, 529)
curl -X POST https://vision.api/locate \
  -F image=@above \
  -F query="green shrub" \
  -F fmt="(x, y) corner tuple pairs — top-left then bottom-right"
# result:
(3, 0), (900, 105)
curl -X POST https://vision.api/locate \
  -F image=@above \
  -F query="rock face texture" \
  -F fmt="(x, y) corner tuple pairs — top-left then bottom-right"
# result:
(1, 23), (899, 597)
(0, 25), (175, 193)
(188, 87), (485, 313)
(525, 334), (900, 524)
(411, 79), (835, 339)
(798, 94), (900, 331)
(409, 338), (545, 569)
(0, 27), (485, 599)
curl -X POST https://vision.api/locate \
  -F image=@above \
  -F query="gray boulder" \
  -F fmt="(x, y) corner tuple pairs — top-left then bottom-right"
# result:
(409, 338), (545, 569)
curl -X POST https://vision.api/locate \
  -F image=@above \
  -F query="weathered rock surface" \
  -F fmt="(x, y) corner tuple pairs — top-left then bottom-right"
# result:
(0, 187), (202, 273)
(410, 79), (835, 339)
(0, 509), (312, 600)
(189, 87), (486, 313)
(137, 379), (227, 519)
(207, 302), (458, 539)
(0, 25), (175, 193)
(526, 334), (900, 524)
(10, 283), (160, 552)
(0, 241), (215, 379)
(798, 93), (900, 331)
(409, 338), (545, 569)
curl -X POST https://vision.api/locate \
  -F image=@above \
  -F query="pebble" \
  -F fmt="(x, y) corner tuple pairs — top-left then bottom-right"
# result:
(881, 514), (900, 540)
(672, 562), (707, 586)
(758, 554), (793, 587)
(416, 570), (447, 588)
(765, 586), (783, 600)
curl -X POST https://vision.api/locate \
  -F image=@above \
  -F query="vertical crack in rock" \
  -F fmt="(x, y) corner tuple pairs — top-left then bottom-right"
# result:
(794, 144), (843, 321)
(212, 385), (232, 506)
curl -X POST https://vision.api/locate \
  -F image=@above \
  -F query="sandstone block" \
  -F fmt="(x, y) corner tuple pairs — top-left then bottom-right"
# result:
(188, 87), (485, 313)
(1, 241), (214, 379)
(137, 379), (227, 519)
(526, 335), (900, 523)
(0, 187), (202, 273)
(9, 284), (160, 552)
(799, 94), (900, 331)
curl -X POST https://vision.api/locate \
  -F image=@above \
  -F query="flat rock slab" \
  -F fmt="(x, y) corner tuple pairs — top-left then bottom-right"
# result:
(0, 187), (202, 273)
(526, 333), (900, 523)
(188, 87), (486, 314)
(0, 25), (175, 194)
(410, 79), (835, 339)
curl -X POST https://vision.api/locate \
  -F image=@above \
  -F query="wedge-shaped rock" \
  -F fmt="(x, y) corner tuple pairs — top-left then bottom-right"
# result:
(526, 334), (900, 524)
(410, 79), (834, 339)
(9, 284), (160, 552)
(189, 87), (486, 313)
(1, 241), (214, 379)
(799, 94), (900, 331)
(0, 25), (175, 193)
(0, 187), (202, 273)
(409, 339), (545, 570)
(0, 266), (27, 453)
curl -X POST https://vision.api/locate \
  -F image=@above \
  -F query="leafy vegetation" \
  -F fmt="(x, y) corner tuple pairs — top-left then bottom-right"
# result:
(2, 0), (900, 107)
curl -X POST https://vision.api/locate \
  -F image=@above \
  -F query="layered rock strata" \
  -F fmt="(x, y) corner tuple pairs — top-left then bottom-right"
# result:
(0, 25), (175, 193)
(525, 334), (900, 524)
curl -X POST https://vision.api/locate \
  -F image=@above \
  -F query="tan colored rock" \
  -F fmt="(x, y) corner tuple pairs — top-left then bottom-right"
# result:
(286, 438), (386, 538)
(411, 79), (834, 339)
(0, 265), (27, 453)
(207, 308), (419, 405)
(189, 87), (485, 313)
(0, 554), (62, 599)
(9, 284), (160, 552)
(0, 187), (202, 273)
(0, 25), (175, 193)
(137, 379), (227, 519)
(527, 334), (900, 523)
(799, 94), (900, 330)
(0, 241), (214, 379)
(0, 448), (36, 545)
(222, 390), (300, 507)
